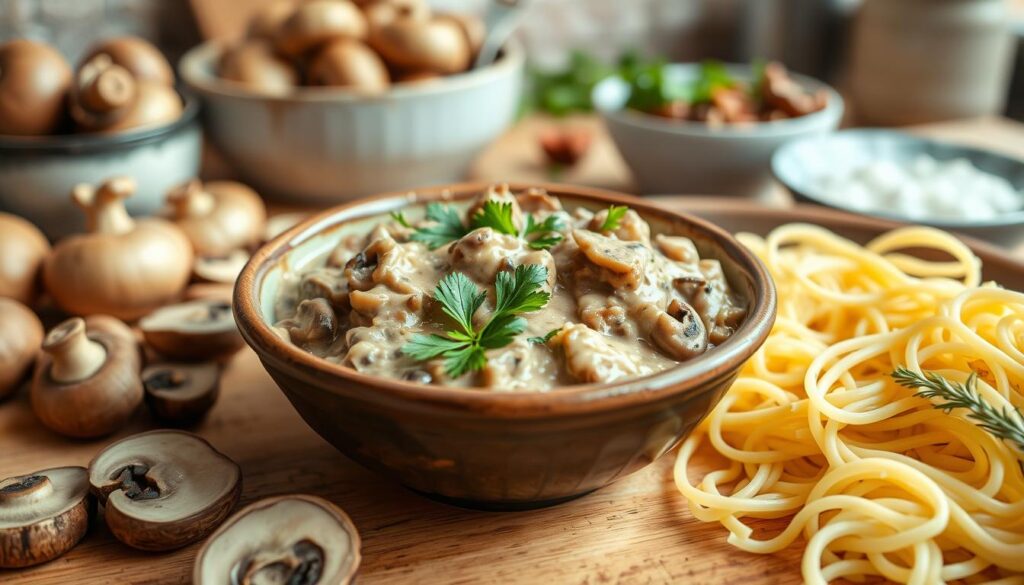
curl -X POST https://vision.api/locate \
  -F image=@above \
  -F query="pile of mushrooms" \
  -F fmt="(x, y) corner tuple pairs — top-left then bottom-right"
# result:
(0, 35), (180, 137)
(218, 0), (485, 95)
(0, 430), (246, 566)
(44, 177), (194, 320)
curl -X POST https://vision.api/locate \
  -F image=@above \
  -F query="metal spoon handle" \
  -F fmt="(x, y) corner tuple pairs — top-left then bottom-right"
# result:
(473, 0), (527, 69)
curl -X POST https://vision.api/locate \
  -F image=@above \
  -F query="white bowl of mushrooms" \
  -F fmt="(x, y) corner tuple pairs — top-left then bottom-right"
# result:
(178, 0), (523, 203)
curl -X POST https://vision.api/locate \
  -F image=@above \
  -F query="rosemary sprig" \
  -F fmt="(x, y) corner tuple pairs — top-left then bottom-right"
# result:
(892, 367), (1024, 454)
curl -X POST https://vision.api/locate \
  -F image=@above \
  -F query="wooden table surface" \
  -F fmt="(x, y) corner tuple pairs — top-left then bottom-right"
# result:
(4, 114), (1024, 584)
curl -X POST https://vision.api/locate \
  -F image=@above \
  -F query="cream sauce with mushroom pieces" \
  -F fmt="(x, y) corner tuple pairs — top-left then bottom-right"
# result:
(273, 186), (747, 391)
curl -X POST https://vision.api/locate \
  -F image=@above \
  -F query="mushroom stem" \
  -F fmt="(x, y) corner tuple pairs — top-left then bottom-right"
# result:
(0, 475), (54, 505)
(77, 55), (136, 113)
(43, 318), (108, 383)
(72, 177), (137, 235)
(168, 180), (217, 219)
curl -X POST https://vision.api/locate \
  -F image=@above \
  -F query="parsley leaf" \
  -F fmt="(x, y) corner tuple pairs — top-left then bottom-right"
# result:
(409, 203), (469, 249)
(522, 214), (564, 250)
(390, 211), (411, 228)
(528, 328), (562, 345)
(599, 205), (629, 232)
(471, 200), (518, 235)
(401, 266), (551, 379)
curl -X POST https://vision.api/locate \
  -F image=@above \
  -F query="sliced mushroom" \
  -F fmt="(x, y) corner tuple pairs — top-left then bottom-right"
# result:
(143, 362), (220, 426)
(193, 250), (250, 285)
(633, 300), (708, 361)
(0, 298), (43, 400)
(88, 430), (241, 551)
(183, 283), (235, 303)
(140, 299), (243, 361)
(31, 316), (143, 438)
(278, 298), (338, 345)
(0, 467), (94, 568)
(193, 495), (360, 585)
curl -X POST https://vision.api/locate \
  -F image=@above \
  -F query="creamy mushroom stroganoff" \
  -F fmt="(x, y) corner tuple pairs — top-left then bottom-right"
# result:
(273, 186), (746, 390)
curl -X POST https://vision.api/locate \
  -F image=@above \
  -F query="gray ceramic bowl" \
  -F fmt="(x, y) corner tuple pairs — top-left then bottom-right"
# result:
(234, 183), (777, 509)
(592, 63), (843, 196)
(0, 93), (201, 240)
(179, 42), (523, 204)
(772, 129), (1024, 249)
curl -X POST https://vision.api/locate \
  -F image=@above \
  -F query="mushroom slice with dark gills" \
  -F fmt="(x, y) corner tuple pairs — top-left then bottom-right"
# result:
(279, 298), (339, 347)
(571, 229), (648, 291)
(143, 361), (221, 426)
(0, 467), (94, 568)
(193, 494), (361, 585)
(344, 234), (433, 295)
(552, 323), (641, 384)
(632, 299), (708, 361)
(675, 259), (747, 345)
(140, 299), (243, 361)
(88, 430), (241, 551)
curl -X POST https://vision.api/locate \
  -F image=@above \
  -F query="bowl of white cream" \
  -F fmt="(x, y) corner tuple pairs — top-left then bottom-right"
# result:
(772, 129), (1024, 248)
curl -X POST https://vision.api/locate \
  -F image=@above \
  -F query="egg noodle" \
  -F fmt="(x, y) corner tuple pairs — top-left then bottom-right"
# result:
(674, 223), (1024, 584)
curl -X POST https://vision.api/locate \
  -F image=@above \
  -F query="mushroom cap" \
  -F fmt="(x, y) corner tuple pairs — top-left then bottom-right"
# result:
(168, 180), (267, 258)
(363, 0), (430, 33)
(0, 298), (43, 400)
(0, 466), (93, 568)
(31, 315), (142, 438)
(368, 15), (470, 75)
(306, 39), (389, 92)
(192, 249), (250, 285)
(247, 0), (300, 40)
(96, 81), (182, 134)
(140, 299), (243, 361)
(275, 0), (368, 57)
(219, 40), (298, 95)
(193, 495), (361, 585)
(80, 36), (174, 86)
(143, 361), (220, 425)
(0, 212), (50, 305)
(44, 217), (194, 320)
(88, 430), (241, 551)
(0, 39), (72, 136)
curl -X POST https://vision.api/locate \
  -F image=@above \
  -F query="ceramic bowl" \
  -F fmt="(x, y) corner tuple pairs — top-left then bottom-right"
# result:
(234, 183), (777, 509)
(179, 42), (524, 204)
(592, 63), (843, 196)
(772, 129), (1024, 249)
(0, 93), (201, 240)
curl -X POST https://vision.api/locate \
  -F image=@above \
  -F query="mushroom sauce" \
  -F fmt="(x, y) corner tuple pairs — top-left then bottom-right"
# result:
(273, 186), (747, 391)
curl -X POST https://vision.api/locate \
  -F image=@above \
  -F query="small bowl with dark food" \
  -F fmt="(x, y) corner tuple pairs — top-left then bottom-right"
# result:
(772, 128), (1024, 249)
(592, 60), (843, 195)
(179, 0), (522, 204)
(0, 37), (201, 239)
(234, 182), (776, 508)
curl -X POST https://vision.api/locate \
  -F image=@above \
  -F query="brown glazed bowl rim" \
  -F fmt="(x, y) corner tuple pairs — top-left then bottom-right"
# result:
(234, 183), (777, 419)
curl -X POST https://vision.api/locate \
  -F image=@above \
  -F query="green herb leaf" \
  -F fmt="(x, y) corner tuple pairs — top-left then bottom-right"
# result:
(528, 328), (562, 345)
(690, 60), (735, 104)
(528, 235), (563, 250)
(390, 211), (411, 228)
(523, 214), (564, 250)
(471, 200), (518, 236)
(599, 205), (629, 232)
(401, 266), (551, 379)
(409, 203), (469, 249)
(892, 367), (1024, 455)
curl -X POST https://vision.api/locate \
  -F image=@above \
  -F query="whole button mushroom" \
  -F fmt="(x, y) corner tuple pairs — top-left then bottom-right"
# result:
(219, 40), (299, 95)
(166, 179), (267, 258)
(369, 14), (471, 75)
(248, 0), (300, 40)
(140, 299), (244, 361)
(142, 361), (221, 426)
(30, 316), (142, 438)
(0, 467), (94, 568)
(79, 36), (174, 87)
(87, 430), (241, 551)
(193, 495), (361, 585)
(275, 0), (368, 57)
(0, 299), (43, 400)
(0, 39), (72, 136)
(43, 177), (194, 320)
(363, 0), (430, 33)
(68, 54), (139, 131)
(0, 212), (50, 305)
(307, 39), (390, 92)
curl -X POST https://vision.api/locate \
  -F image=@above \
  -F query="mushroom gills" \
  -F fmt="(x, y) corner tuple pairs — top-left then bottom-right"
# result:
(143, 361), (221, 425)
(112, 464), (160, 500)
(232, 539), (326, 585)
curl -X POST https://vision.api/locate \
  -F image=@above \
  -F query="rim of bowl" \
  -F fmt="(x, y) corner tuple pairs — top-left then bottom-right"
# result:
(234, 182), (778, 419)
(771, 128), (1024, 229)
(0, 89), (200, 154)
(179, 40), (524, 104)
(592, 62), (844, 138)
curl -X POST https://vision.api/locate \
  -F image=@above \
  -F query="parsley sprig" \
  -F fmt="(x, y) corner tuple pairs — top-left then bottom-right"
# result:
(892, 367), (1024, 455)
(528, 328), (561, 345)
(402, 265), (551, 378)
(599, 205), (628, 232)
(398, 200), (565, 251)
